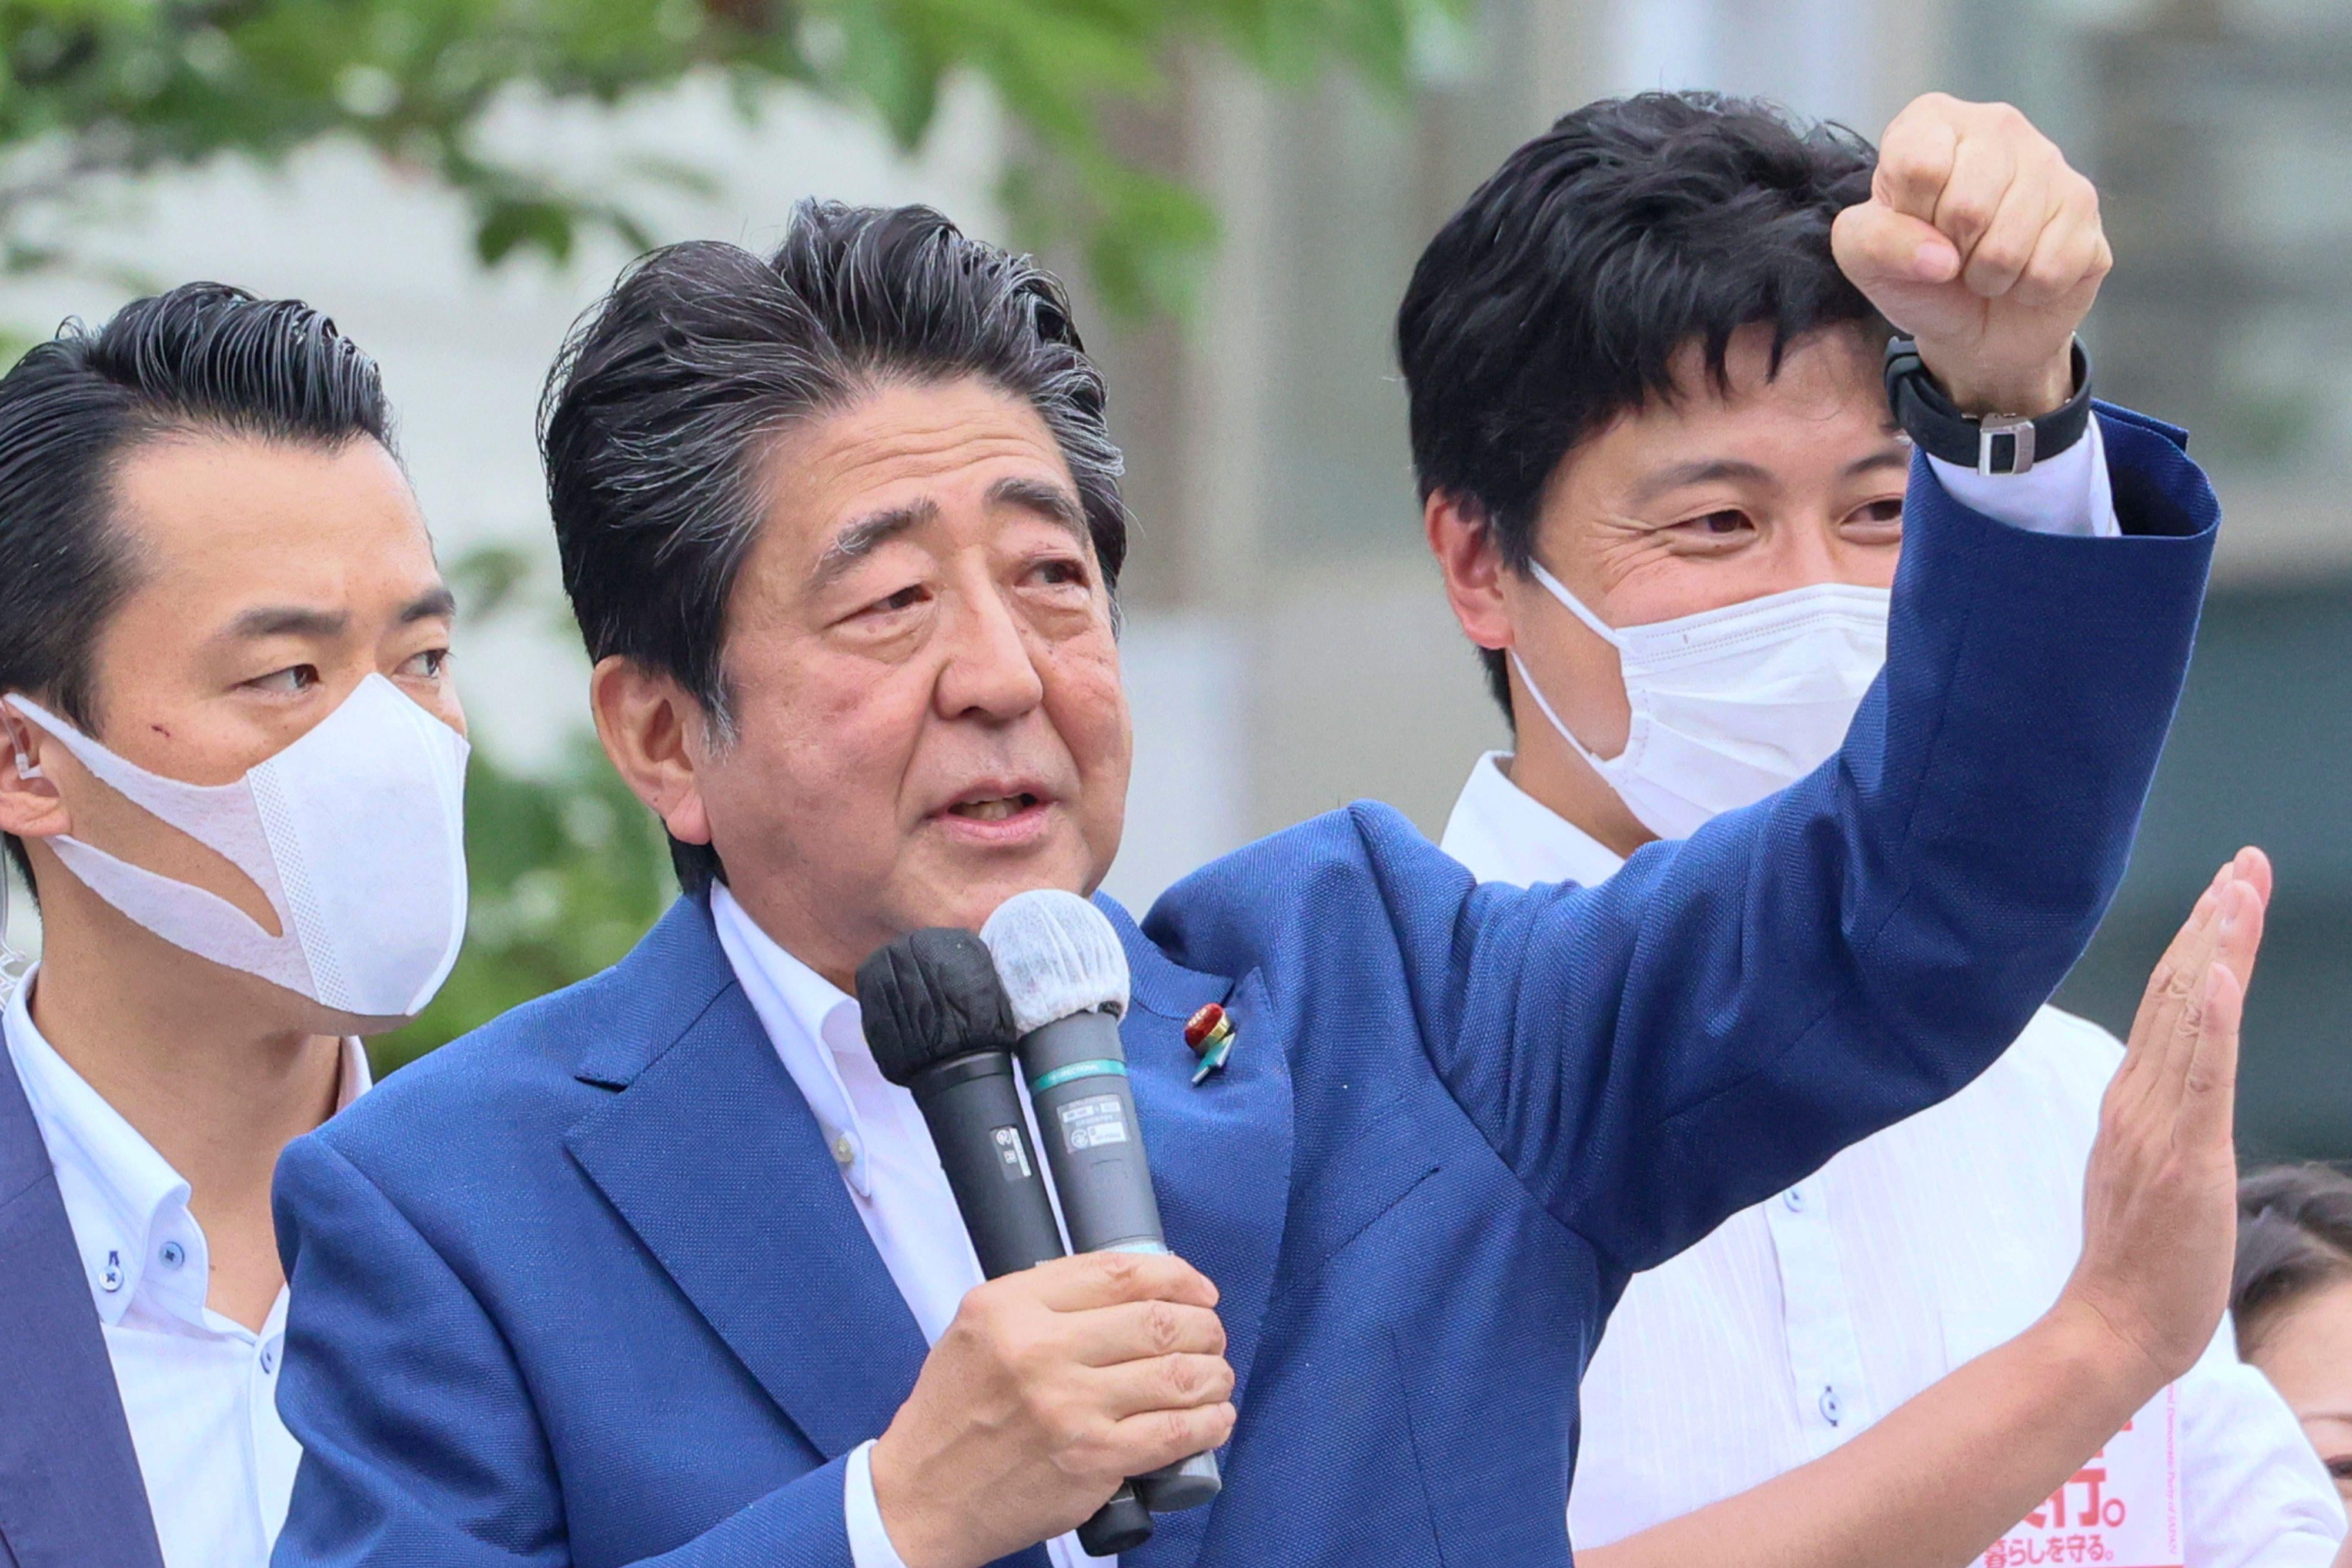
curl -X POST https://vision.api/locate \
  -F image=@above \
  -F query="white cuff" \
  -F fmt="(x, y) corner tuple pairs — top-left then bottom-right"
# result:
(844, 1440), (914, 1568)
(1927, 415), (2117, 539)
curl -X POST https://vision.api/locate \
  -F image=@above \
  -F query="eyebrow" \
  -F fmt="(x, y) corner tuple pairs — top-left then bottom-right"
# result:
(226, 605), (348, 640)
(1631, 458), (1773, 506)
(1845, 443), (1913, 477)
(810, 499), (940, 593)
(987, 474), (1088, 543)
(806, 477), (1091, 593)
(402, 585), (458, 624)
(1632, 443), (1913, 507)
(223, 585), (456, 642)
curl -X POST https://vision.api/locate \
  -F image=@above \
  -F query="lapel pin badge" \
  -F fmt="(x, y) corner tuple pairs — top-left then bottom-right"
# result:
(1184, 1003), (1235, 1085)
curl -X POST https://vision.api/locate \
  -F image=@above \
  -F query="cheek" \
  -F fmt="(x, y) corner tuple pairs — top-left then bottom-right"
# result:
(1042, 635), (1129, 776)
(718, 652), (927, 827)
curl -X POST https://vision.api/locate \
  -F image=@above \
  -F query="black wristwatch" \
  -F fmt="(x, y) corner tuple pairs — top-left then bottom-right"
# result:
(1883, 335), (2093, 476)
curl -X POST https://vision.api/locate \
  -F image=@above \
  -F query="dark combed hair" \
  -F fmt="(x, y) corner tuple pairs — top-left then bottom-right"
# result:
(2233, 1163), (2352, 1359)
(0, 282), (392, 888)
(1396, 91), (1886, 715)
(540, 199), (1132, 895)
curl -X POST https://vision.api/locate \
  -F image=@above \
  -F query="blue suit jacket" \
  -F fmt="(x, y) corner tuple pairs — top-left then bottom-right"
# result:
(272, 409), (2219, 1568)
(0, 1041), (166, 1568)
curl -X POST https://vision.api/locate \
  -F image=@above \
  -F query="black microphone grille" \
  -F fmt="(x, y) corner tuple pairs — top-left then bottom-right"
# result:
(856, 927), (1021, 1086)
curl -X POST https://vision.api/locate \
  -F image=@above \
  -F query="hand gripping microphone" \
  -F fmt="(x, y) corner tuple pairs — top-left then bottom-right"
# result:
(858, 927), (1155, 1558)
(980, 891), (1224, 1516)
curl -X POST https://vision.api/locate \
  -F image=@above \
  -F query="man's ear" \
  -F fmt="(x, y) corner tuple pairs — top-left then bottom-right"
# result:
(1424, 490), (1515, 654)
(587, 658), (714, 851)
(0, 706), (69, 844)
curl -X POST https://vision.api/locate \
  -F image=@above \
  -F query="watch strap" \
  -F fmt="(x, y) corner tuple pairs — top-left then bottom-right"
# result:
(1885, 335), (2093, 476)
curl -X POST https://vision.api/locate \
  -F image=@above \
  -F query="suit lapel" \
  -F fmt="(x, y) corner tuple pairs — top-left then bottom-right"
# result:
(564, 899), (930, 1464)
(570, 896), (1272, 1568)
(1103, 900), (1295, 1568)
(0, 1050), (165, 1568)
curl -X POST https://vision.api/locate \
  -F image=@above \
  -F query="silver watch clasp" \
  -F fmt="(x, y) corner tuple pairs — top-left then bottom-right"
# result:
(1977, 414), (2037, 476)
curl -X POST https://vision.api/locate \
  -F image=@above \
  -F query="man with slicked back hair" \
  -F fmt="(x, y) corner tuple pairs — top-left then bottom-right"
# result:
(0, 284), (466, 1568)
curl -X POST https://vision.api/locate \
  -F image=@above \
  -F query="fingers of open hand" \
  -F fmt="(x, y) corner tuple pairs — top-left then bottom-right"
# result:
(2114, 865), (2230, 1124)
(2147, 878), (2233, 1115)
(2177, 948), (2245, 1149)
(2124, 865), (2227, 1060)
(2232, 845), (2277, 907)
(2216, 847), (2274, 991)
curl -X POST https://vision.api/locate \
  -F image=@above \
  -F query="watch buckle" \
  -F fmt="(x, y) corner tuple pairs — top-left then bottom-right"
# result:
(1977, 416), (2036, 476)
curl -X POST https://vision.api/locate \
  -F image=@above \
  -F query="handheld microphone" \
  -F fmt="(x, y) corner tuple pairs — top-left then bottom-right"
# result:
(980, 891), (1224, 1516)
(859, 927), (1155, 1558)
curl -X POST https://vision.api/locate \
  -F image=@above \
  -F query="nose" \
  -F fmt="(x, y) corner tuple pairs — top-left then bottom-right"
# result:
(933, 575), (1045, 723)
(1783, 512), (1857, 590)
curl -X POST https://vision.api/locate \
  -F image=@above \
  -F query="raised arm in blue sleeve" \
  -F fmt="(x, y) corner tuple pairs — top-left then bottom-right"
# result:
(270, 1134), (857, 1568)
(1434, 407), (2216, 1273)
(1144, 407), (2215, 1287)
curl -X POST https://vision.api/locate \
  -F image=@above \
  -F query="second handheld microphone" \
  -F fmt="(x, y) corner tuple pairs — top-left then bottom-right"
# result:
(981, 890), (1224, 1515)
(858, 926), (1155, 1557)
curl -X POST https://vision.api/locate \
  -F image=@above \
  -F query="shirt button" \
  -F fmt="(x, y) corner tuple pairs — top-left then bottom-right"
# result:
(159, 1241), (185, 1269)
(1782, 1187), (1806, 1213)
(260, 1345), (278, 1375)
(100, 1251), (124, 1292)
(1818, 1386), (1842, 1426)
(831, 1132), (857, 1168)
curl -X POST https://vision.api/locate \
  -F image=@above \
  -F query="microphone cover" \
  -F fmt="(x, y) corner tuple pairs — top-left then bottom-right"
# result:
(979, 889), (1131, 1037)
(857, 927), (1020, 1087)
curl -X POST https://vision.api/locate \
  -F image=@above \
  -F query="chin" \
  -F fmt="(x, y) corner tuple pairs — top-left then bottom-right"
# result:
(918, 845), (1101, 933)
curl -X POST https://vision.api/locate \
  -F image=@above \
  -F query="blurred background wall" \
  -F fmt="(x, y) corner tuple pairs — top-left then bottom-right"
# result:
(3, 0), (2344, 1156)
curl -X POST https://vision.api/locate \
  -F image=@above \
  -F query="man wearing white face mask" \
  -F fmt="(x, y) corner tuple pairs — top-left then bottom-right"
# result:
(1404, 94), (2345, 1566)
(0, 284), (469, 1568)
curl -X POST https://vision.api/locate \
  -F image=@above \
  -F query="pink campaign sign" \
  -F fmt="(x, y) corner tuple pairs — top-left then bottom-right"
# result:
(1983, 1386), (2182, 1568)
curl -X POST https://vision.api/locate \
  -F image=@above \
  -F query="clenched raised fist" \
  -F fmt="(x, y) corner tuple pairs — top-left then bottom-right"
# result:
(1833, 93), (2111, 419)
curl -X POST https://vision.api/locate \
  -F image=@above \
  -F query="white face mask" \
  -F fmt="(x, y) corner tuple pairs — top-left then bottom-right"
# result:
(7, 674), (470, 1019)
(1511, 560), (1890, 842)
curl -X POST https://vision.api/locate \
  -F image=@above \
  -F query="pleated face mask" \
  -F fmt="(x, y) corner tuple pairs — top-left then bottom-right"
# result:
(7, 673), (470, 1019)
(1511, 561), (1890, 842)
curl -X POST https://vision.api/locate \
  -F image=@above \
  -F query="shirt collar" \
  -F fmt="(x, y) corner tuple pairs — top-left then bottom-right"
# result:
(706, 885), (874, 1194)
(1438, 751), (1631, 890)
(2, 966), (369, 1327)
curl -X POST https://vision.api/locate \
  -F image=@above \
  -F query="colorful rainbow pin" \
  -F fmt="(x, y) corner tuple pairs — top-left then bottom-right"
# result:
(1184, 1003), (1235, 1085)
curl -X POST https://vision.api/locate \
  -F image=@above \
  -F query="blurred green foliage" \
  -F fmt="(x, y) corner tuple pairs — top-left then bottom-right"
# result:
(368, 731), (676, 1075)
(367, 542), (677, 1074)
(0, 0), (1465, 317)
(0, 0), (1464, 1065)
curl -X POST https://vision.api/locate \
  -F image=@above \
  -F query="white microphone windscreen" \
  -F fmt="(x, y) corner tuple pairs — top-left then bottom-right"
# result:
(980, 888), (1131, 1035)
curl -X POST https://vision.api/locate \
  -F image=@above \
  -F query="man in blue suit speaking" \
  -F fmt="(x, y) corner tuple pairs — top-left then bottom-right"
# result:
(274, 95), (2226, 1568)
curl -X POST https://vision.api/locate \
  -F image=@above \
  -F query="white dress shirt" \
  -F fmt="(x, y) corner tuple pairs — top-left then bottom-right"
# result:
(710, 884), (1110, 1568)
(2, 969), (370, 1568)
(1440, 755), (2347, 1566)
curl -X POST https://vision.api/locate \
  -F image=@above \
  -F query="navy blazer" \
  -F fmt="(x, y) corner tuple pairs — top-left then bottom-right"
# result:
(271, 409), (2219, 1568)
(0, 1041), (166, 1568)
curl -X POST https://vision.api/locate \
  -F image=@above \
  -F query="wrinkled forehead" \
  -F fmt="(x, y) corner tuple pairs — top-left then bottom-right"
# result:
(748, 377), (1089, 580)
